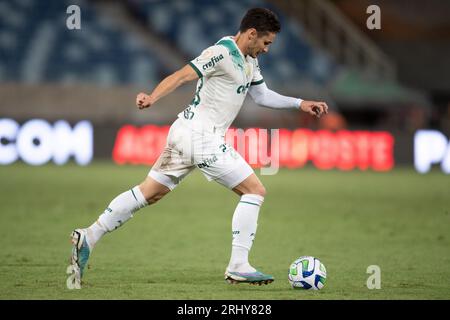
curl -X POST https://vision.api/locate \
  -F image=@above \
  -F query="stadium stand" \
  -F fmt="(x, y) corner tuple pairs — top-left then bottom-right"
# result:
(0, 0), (432, 130)
(0, 0), (166, 87)
(126, 0), (340, 88)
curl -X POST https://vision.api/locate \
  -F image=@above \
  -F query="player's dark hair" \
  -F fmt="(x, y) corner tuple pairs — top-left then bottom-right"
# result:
(239, 8), (281, 35)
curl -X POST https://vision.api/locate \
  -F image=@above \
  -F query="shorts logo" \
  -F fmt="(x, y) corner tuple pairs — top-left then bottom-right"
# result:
(197, 155), (218, 168)
(219, 144), (227, 153)
(202, 54), (224, 70)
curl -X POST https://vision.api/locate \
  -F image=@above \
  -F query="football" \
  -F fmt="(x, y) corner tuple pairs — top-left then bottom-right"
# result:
(288, 256), (327, 290)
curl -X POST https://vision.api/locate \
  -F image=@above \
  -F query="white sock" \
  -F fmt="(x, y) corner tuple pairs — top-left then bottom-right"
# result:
(227, 194), (264, 273)
(85, 220), (106, 249)
(86, 186), (148, 248)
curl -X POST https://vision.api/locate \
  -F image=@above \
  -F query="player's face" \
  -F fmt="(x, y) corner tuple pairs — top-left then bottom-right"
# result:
(249, 32), (276, 58)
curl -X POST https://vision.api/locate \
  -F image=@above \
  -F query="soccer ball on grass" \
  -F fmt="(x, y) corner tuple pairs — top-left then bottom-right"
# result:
(288, 256), (326, 290)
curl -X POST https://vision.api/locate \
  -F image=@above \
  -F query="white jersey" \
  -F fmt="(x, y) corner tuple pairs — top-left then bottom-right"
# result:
(177, 36), (265, 137)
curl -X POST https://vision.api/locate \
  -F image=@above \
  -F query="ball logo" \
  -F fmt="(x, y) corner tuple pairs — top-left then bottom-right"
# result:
(0, 118), (93, 166)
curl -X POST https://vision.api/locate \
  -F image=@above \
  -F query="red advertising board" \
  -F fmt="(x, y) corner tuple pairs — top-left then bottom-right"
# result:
(112, 125), (394, 171)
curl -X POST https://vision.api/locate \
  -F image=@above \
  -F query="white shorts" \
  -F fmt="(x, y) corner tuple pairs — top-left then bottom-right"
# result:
(148, 118), (253, 190)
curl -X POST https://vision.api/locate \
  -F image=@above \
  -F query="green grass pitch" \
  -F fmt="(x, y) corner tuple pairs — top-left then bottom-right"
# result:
(0, 162), (449, 299)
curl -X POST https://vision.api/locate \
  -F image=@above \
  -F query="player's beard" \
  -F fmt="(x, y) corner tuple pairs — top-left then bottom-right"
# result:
(250, 48), (260, 58)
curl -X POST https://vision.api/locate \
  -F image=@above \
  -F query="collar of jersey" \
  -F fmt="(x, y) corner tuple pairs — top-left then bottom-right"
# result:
(216, 36), (246, 72)
(216, 36), (245, 60)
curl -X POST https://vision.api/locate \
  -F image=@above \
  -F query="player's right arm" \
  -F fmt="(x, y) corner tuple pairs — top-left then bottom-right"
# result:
(136, 64), (199, 109)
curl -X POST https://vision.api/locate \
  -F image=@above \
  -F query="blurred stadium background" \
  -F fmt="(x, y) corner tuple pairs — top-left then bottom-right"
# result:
(0, 0), (449, 300)
(1, 0), (449, 170)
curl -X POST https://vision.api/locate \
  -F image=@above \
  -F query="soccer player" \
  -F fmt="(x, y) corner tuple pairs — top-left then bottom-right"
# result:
(66, 7), (328, 289)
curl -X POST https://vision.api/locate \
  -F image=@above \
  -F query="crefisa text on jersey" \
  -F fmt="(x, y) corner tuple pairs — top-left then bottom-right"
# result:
(202, 54), (224, 70)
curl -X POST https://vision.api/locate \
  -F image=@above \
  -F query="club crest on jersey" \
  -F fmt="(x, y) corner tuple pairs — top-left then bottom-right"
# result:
(245, 64), (251, 77)
(202, 54), (224, 70)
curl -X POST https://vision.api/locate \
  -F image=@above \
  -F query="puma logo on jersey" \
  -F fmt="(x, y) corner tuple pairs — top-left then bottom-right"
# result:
(202, 54), (224, 70)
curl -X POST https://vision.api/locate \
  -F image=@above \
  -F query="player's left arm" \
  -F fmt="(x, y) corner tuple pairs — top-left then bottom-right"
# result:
(248, 82), (329, 118)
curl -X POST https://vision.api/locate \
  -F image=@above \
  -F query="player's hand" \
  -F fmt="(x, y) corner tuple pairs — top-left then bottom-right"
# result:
(300, 100), (329, 118)
(136, 92), (154, 109)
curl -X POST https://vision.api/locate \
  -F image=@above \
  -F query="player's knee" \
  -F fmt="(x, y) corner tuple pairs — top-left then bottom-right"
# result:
(146, 191), (168, 205)
(141, 187), (170, 205)
(252, 184), (266, 197)
(139, 179), (171, 205)
(235, 181), (266, 197)
(259, 185), (267, 197)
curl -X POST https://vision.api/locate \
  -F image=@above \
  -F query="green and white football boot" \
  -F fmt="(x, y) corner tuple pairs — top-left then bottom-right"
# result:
(66, 229), (91, 289)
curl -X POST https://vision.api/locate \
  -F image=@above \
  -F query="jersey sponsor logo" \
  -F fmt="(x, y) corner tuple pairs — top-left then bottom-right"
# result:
(190, 78), (204, 108)
(183, 106), (195, 120)
(237, 82), (250, 94)
(202, 54), (224, 70)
